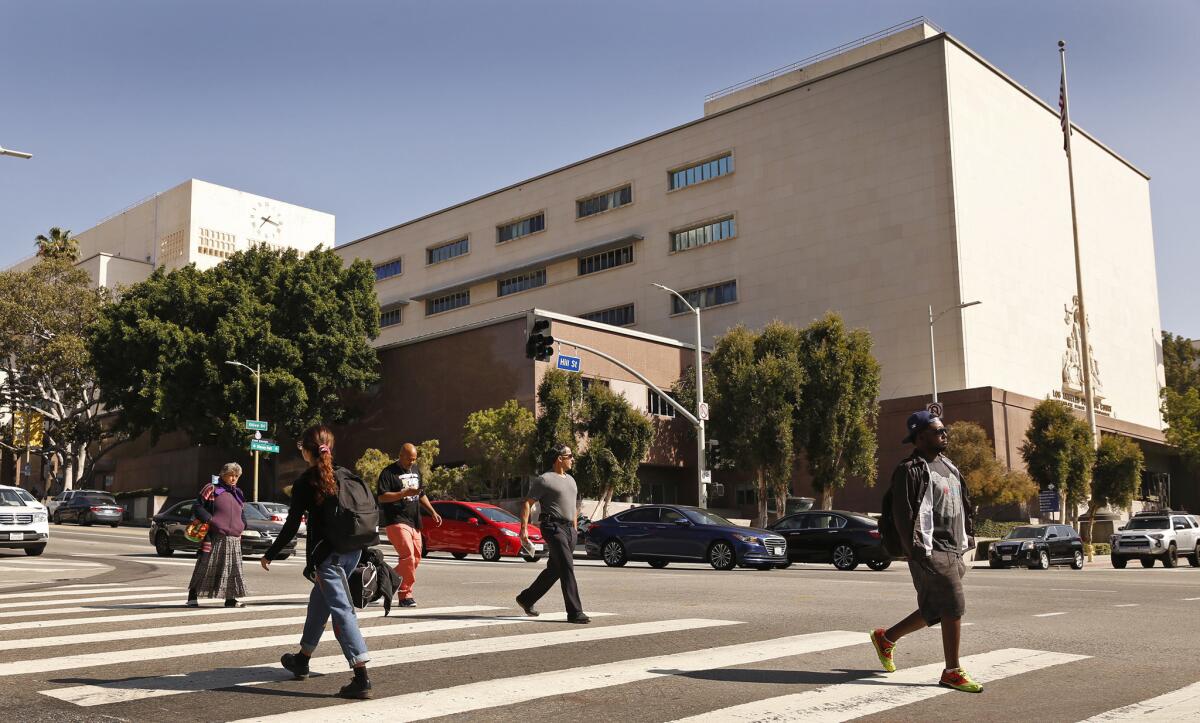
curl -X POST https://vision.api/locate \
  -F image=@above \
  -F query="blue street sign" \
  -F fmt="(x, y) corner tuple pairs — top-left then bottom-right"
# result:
(556, 355), (581, 373)
(1038, 489), (1060, 513)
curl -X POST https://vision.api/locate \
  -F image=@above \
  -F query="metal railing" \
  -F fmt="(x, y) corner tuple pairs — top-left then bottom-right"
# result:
(92, 189), (165, 227)
(705, 17), (944, 103)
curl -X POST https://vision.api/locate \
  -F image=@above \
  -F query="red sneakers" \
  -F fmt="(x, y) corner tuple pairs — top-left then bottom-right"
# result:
(870, 628), (896, 672)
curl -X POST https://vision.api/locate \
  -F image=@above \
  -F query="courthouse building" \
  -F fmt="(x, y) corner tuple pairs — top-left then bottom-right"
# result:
(335, 19), (1187, 513)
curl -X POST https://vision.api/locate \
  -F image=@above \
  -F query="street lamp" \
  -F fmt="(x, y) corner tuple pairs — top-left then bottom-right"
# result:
(652, 283), (708, 508)
(928, 301), (982, 404)
(0, 146), (33, 159)
(225, 360), (262, 502)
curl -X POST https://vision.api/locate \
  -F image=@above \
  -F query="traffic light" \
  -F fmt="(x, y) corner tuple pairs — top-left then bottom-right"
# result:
(525, 319), (555, 361)
(706, 438), (722, 469)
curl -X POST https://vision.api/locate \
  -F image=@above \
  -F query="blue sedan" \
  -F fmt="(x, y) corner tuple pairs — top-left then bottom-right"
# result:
(584, 505), (788, 570)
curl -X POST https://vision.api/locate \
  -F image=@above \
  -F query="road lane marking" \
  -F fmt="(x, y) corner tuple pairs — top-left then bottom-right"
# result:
(0, 602), (305, 633)
(44, 616), (729, 706)
(0, 590), (182, 614)
(0, 585), (174, 602)
(8, 605), (501, 650)
(0, 593), (309, 624)
(228, 629), (865, 723)
(0, 560), (107, 568)
(1033, 612), (1067, 617)
(1184, 597), (1200, 601)
(1113, 604), (1139, 607)
(1078, 681), (1200, 721)
(1, 611), (609, 677)
(1051, 588), (1116, 593)
(668, 648), (1089, 722)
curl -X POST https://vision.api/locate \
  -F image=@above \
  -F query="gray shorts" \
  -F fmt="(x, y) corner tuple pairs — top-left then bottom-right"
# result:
(908, 550), (967, 625)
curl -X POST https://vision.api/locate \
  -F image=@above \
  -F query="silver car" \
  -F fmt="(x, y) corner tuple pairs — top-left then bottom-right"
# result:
(247, 501), (305, 537)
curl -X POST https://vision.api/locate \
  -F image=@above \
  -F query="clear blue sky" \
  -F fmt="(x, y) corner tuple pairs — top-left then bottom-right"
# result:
(1, 1), (1195, 337)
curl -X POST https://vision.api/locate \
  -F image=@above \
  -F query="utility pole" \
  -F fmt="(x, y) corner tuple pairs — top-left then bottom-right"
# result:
(654, 284), (707, 508)
(225, 360), (263, 502)
(928, 301), (982, 403)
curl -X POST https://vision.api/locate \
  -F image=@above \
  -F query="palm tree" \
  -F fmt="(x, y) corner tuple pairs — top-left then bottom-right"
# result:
(35, 227), (79, 262)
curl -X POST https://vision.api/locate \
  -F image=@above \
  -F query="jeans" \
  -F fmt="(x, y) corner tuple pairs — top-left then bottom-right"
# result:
(300, 549), (370, 667)
(385, 523), (421, 599)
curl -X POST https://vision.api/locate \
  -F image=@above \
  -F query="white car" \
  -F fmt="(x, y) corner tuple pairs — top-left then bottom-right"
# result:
(0, 484), (50, 556)
(247, 501), (306, 537)
(1111, 510), (1200, 568)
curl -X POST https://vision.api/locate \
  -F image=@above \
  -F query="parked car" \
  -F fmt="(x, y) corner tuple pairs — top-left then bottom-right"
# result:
(988, 524), (1084, 570)
(46, 489), (78, 517)
(421, 500), (545, 562)
(149, 499), (297, 558)
(0, 484), (50, 556)
(247, 502), (306, 537)
(584, 505), (787, 570)
(766, 495), (816, 517)
(52, 491), (124, 527)
(1110, 510), (1200, 568)
(767, 510), (892, 571)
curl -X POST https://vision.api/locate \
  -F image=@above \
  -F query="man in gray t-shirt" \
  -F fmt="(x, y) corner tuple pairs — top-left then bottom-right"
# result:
(516, 444), (587, 623)
(927, 457), (966, 553)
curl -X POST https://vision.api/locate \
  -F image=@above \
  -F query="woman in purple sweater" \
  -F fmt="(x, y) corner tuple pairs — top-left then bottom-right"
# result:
(186, 463), (249, 608)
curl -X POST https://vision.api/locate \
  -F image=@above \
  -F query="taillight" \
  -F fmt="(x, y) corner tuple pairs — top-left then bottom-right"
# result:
(868, 529), (881, 539)
(90, 506), (103, 512)
(271, 515), (285, 522)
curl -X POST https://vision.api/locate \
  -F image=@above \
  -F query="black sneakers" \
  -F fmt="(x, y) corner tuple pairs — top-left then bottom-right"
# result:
(515, 596), (539, 617)
(398, 598), (417, 608)
(280, 652), (310, 680)
(224, 599), (245, 608)
(567, 612), (591, 624)
(338, 669), (372, 700)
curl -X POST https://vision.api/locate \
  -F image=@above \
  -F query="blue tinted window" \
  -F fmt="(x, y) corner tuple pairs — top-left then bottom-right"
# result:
(373, 259), (402, 281)
(427, 238), (469, 265)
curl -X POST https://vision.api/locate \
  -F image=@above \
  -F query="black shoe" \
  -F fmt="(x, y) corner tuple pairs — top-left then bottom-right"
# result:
(337, 675), (372, 700)
(398, 598), (417, 608)
(516, 596), (539, 617)
(224, 599), (245, 608)
(567, 612), (591, 624)
(280, 653), (310, 680)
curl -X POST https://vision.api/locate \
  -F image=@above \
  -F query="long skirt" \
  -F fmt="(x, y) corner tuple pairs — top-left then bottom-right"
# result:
(188, 532), (248, 599)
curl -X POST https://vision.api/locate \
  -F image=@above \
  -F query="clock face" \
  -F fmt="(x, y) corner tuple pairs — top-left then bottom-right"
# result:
(248, 201), (284, 242)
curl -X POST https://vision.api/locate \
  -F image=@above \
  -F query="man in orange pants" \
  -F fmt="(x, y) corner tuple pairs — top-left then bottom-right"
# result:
(377, 443), (441, 607)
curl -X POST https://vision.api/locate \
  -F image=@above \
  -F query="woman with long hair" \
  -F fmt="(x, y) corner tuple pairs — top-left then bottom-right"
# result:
(187, 462), (248, 608)
(260, 424), (372, 700)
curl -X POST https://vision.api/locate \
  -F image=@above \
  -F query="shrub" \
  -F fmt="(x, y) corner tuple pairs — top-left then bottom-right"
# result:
(974, 520), (1025, 539)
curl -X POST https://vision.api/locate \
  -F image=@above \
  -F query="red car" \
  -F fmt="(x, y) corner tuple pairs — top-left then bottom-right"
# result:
(422, 501), (545, 562)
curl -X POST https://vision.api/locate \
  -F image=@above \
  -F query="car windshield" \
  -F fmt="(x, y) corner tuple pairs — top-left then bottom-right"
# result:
(1125, 517), (1169, 530)
(1006, 526), (1047, 539)
(259, 503), (288, 513)
(684, 509), (735, 527)
(0, 489), (32, 507)
(80, 494), (118, 506)
(476, 507), (520, 524)
(244, 504), (269, 520)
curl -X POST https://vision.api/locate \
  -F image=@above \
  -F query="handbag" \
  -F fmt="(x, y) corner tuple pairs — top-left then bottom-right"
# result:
(185, 518), (210, 543)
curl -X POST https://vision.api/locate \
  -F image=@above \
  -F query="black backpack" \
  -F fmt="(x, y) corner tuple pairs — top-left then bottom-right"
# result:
(326, 467), (380, 553)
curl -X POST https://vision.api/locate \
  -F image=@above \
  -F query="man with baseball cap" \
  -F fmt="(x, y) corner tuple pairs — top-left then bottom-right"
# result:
(515, 444), (588, 623)
(871, 410), (981, 693)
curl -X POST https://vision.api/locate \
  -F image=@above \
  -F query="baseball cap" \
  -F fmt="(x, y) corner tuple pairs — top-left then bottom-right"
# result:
(902, 410), (939, 444)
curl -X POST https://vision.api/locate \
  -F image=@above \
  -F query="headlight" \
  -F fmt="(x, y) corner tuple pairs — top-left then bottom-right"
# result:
(733, 533), (763, 545)
(33, 512), (47, 523)
(241, 530), (262, 538)
(1150, 534), (1164, 540)
(500, 528), (518, 537)
(1020, 540), (1032, 550)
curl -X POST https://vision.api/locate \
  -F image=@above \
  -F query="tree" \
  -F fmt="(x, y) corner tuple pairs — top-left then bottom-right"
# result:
(794, 313), (881, 510)
(0, 258), (114, 489)
(532, 370), (586, 471)
(1020, 400), (1095, 526)
(1161, 331), (1200, 469)
(1162, 331), (1200, 395)
(463, 400), (536, 498)
(412, 439), (474, 499)
(89, 245), (380, 449)
(34, 227), (79, 263)
(1087, 435), (1143, 547)
(575, 383), (655, 518)
(354, 448), (392, 494)
(945, 421), (1037, 514)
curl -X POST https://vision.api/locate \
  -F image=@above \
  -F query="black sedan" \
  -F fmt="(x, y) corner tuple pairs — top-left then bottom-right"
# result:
(52, 491), (124, 527)
(584, 505), (788, 570)
(768, 510), (892, 571)
(988, 524), (1084, 570)
(149, 499), (296, 559)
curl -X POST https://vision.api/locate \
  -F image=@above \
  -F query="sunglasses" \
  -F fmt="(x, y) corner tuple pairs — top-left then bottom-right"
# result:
(930, 428), (949, 438)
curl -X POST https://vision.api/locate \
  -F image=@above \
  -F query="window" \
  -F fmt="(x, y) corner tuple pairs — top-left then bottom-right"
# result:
(374, 259), (402, 281)
(580, 377), (609, 393)
(159, 229), (186, 265)
(672, 281), (737, 314)
(497, 212), (545, 243)
(577, 185), (632, 218)
(619, 507), (660, 523)
(660, 508), (687, 524)
(669, 153), (733, 190)
(775, 515), (803, 531)
(578, 245), (634, 275)
(581, 304), (635, 327)
(647, 389), (677, 418)
(427, 237), (469, 265)
(671, 216), (736, 253)
(426, 290), (470, 316)
(497, 268), (547, 297)
(380, 305), (402, 328)
(735, 483), (757, 506)
(197, 227), (237, 259)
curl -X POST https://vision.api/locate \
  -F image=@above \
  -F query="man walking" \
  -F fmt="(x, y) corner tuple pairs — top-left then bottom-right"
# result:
(377, 443), (441, 608)
(872, 411), (981, 693)
(516, 445), (589, 624)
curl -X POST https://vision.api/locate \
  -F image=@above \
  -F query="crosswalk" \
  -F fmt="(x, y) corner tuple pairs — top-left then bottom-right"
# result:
(0, 579), (1196, 721)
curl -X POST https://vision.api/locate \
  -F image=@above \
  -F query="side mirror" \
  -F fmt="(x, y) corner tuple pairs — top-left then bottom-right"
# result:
(466, 517), (479, 526)
(1118, 526), (1125, 531)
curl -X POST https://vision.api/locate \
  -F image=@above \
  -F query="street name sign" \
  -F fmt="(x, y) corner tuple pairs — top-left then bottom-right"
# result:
(246, 420), (269, 432)
(250, 439), (280, 454)
(556, 355), (582, 373)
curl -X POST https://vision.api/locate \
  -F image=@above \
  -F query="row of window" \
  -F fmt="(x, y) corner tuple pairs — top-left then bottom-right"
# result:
(380, 307), (403, 328)
(647, 389), (677, 418)
(580, 303), (635, 327)
(374, 259), (402, 281)
(673, 280), (738, 315)
(498, 213), (545, 244)
(428, 237), (469, 265)
(498, 268), (547, 297)
(426, 290), (470, 316)
(577, 184), (632, 219)
(671, 216), (736, 253)
(579, 244), (634, 275)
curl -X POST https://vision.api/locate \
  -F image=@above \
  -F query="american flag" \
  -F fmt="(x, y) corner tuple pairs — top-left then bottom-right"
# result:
(1059, 69), (1071, 153)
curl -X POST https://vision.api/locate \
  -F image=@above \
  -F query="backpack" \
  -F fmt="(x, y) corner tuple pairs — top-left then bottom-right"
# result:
(348, 560), (378, 610)
(326, 468), (380, 553)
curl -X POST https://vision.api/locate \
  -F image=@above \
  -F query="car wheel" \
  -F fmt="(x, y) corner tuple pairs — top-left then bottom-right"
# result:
(1140, 557), (1156, 568)
(1030, 550), (1050, 570)
(81, 516), (93, 526)
(451, 552), (469, 560)
(24, 544), (46, 557)
(1163, 544), (1178, 568)
(154, 531), (174, 557)
(1111, 556), (1127, 569)
(648, 559), (669, 569)
(832, 544), (858, 571)
(1190, 544), (1200, 568)
(1071, 550), (1084, 570)
(989, 558), (1002, 569)
(708, 541), (736, 571)
(479, 537), (501, 562)
(52, 513), (61, 525)
(602, 539), (627, 567)
(867, 559), (892, 571)
(110, 523), (120, 528)
(776, 560), (793, 569)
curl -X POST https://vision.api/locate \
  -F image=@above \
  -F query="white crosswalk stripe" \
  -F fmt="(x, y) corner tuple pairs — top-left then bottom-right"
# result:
(1079, 682), (1200, 721)
(0, 584), (164, 601)
(0, 591), (310, 619)
(0, 589), (182, 613)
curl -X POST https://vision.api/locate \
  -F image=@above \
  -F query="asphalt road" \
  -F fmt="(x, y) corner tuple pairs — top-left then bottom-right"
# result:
(1, 524), (1198, 722)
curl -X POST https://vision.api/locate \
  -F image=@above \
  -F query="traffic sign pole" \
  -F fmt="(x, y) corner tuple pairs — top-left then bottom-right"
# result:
(253, 364), (260, 502)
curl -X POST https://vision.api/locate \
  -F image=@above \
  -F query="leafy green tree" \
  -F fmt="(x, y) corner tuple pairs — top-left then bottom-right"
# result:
(1161, 331), (1200, 469)
(575, 383), (655, 517)
(411, 438), (475, 499)
(1020, 400), (1096, 525)
(532, 369), (586, 472)
(89, 245), (380, 449)
(1162, 331), (1200, 395)
(354, 448), (392, 494)
(1087, 435), (1144, 548)
(0, 258), (115, 489)
(463, 400), (536, 498)
(946, 421), (1037, 514)
(34, 227), (79, 263)
(795, 313), (880, 510)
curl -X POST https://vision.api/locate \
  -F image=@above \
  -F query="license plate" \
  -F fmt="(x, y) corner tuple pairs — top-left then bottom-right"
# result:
(7, 533), (23, 541)
(533, 544), (544, 552)
(1002, 555), (1013, 561)
(772, 547), (783, 556)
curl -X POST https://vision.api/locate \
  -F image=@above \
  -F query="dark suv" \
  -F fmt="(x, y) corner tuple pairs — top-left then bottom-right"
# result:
(988, 524), (1084, 570)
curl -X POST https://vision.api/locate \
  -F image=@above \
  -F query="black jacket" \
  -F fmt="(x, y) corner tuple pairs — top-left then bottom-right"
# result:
(881, 451), (975, 560)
